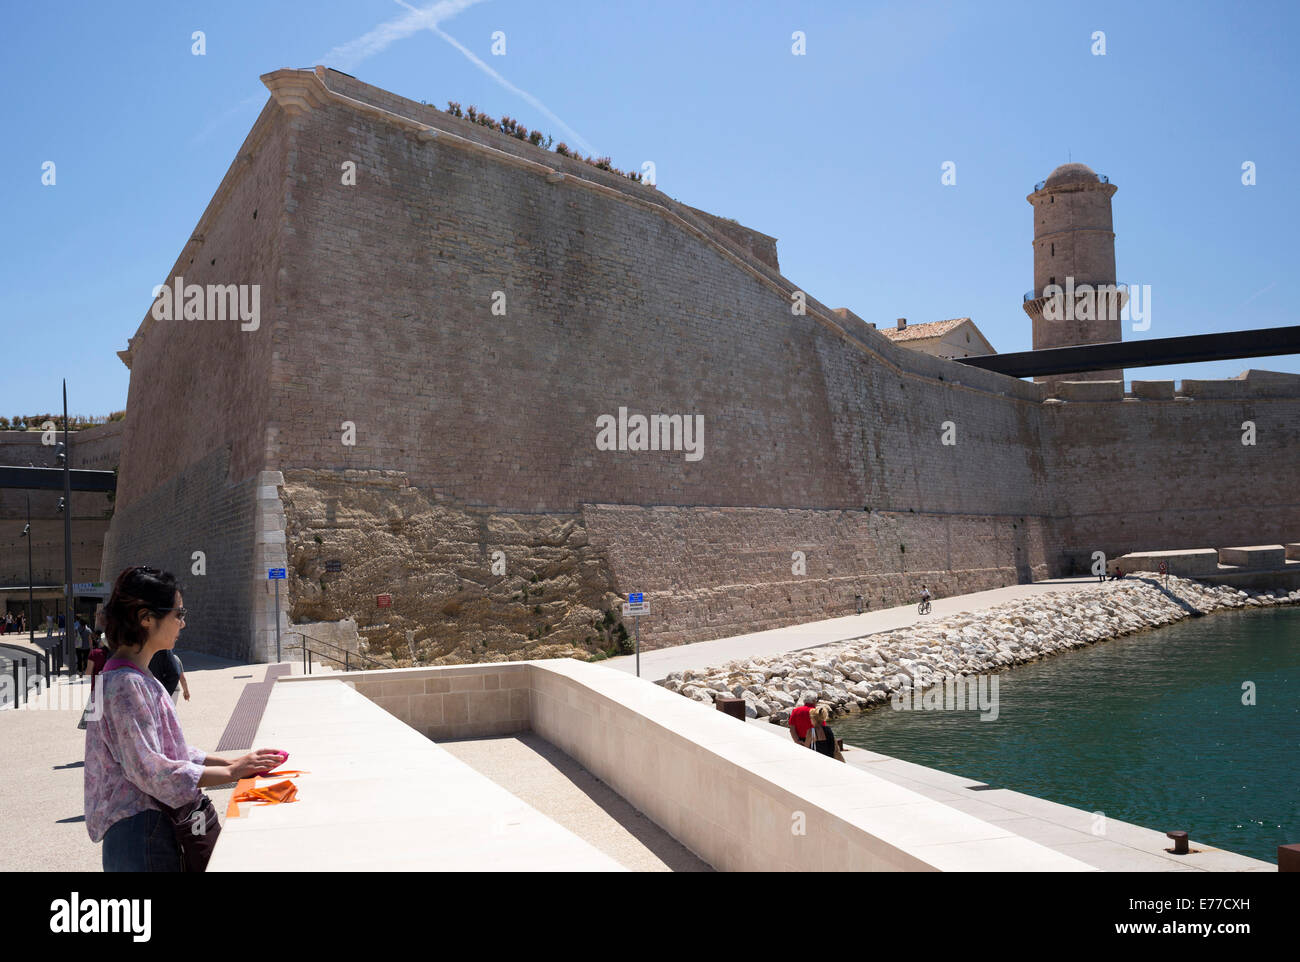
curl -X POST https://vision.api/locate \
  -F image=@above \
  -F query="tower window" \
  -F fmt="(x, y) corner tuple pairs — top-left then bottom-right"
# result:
(1050, 243), (1054, 256)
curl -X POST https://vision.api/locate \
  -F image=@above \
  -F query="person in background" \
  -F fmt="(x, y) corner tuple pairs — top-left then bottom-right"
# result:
(75, 618), (91, 673)
(173, 654), (190, 706)
(805, 704), (845, 762)
(788, 694), (818, 746)
(79, 627), (111, 731)
(148, 647), (187, 706)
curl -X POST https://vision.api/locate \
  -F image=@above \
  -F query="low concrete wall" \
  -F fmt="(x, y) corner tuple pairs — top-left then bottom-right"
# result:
(348, 664), (531, 739)
(1218, 545), (1286, 568)
(1112, 548), (1221, 577)
(290, 660), (1093, 872)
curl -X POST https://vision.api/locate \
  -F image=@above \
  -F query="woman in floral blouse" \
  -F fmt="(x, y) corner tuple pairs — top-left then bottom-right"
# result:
(84, 565), (283, 871)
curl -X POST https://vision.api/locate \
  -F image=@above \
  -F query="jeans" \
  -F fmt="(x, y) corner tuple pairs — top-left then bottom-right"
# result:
(102, 809), (183, 872)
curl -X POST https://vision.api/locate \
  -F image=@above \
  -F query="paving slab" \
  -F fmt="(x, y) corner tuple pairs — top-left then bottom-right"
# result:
(441, 733), (711, 871)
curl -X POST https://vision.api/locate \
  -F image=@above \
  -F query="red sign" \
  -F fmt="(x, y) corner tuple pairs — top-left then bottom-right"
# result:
(376, 594), (392, 608)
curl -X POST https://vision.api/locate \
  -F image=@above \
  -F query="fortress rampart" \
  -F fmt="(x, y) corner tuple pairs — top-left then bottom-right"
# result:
(101, 67), (1300, 661)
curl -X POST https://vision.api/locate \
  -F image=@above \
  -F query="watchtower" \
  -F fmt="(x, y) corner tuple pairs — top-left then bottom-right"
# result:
(1022, 163), (1126, 383)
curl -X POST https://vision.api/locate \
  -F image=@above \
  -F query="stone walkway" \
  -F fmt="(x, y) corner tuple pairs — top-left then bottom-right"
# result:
(440, 733), (711, 871)
(601, 577), (1104, 681)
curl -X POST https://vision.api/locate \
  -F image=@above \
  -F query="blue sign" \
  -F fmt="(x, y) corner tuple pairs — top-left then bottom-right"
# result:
(628, 592), (643, 603)
(268, 568), (286, 580)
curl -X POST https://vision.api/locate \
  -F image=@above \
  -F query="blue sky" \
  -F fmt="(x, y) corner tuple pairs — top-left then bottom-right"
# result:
(3, 0), (1297, 417)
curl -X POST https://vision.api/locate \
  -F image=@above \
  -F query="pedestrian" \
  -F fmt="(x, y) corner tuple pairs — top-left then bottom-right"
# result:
(173, 654), (190, 706)
(79, 632), (111, 730)
(805, 704), (846, 762)
(148, 647), (188, 706)
(788, 693), (818, 746)
(75, 618), (91, 673)
(84, 564), (282, 871)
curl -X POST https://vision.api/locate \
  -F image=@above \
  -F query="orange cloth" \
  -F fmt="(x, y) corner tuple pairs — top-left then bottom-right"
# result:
(225, 771), (309, 818)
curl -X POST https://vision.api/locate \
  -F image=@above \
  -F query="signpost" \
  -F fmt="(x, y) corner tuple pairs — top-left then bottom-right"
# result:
(268, 568), (286, 661)
(622, 594), (649, 677)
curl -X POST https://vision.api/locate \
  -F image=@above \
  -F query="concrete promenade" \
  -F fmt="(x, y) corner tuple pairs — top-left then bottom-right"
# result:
(743, 719), (1273, 871)
(602, 576), (1104, 681)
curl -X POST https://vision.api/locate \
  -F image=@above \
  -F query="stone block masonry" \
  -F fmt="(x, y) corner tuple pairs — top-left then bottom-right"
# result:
(99, 447), (259, 661)
(101, 65), (1300, 658)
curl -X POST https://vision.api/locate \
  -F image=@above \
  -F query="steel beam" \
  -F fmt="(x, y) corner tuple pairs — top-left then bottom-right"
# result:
(957, 325), (1300, 378)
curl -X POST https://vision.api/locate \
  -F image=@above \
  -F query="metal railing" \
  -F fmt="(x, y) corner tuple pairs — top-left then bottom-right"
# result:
(281, 631), (397, 675)
(1033, 172), (1108, 192)
(0, 644), (54, 708)
(1024, 281), (1129, 303)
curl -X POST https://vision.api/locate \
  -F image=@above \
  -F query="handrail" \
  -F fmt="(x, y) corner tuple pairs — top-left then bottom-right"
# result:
(280, 631), (397, 673)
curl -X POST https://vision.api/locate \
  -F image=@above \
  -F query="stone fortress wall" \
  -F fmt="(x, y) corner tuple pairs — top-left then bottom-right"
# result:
(100, 67), (1300, 661)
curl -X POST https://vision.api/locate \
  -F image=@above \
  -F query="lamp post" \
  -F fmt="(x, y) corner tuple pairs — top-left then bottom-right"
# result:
(60, 381), (73, 676)
(22, 494), (34, 653)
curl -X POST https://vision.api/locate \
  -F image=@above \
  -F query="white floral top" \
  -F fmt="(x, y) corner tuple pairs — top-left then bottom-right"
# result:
(83, 660), (205, 843)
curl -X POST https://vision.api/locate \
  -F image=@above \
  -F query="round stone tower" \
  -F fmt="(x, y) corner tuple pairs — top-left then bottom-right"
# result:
(1022, 162), (1126, 383)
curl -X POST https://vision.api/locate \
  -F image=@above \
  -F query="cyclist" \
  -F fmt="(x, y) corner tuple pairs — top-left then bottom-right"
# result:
(919, 585), (932, 614)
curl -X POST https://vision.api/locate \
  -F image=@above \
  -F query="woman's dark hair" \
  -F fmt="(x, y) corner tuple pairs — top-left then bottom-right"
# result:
(105, 565), (182, 651)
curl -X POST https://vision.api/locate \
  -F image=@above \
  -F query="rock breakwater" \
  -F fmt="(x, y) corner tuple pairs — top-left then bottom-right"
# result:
(658, 577), (1299, 723)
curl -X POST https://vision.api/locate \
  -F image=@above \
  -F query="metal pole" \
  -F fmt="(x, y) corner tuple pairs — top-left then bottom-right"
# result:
(26, 494), (35, 653)
(61, 381), (73, 677)
(274, 579), (281, 663)
(10, 661), (19, 708)
(635, 615), (640, 678)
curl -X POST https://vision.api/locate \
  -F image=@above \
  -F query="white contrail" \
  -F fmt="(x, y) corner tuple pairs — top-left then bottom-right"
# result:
(188, 92), (266, 146)
(321, 0), (488, 68)
(1239, 280), (1277, 308)
(392, 0), (597, 156)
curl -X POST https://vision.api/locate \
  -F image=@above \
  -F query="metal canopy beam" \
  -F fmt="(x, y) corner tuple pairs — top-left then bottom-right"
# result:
(0, 466), (116, 492)
(956, 325), (1300, 378)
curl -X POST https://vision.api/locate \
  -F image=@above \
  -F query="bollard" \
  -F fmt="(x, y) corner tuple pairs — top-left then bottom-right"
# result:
(1279, 843), (1300, 872)
(7, 661), (16, 709)
(1166, 830), (1190, 855)
(715, 696), (746, 721)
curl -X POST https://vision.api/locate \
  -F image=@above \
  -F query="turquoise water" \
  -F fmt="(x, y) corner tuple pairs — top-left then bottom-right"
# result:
(830, 606), (1300, 863)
